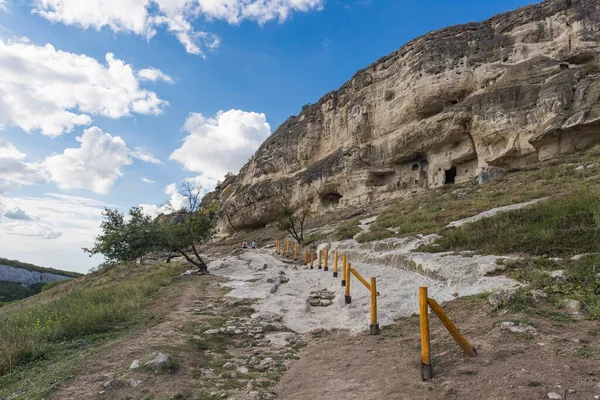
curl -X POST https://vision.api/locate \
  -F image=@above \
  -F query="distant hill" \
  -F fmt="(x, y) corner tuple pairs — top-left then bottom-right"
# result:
(0, 257), (81, 278)
(0, 257), (82, 304)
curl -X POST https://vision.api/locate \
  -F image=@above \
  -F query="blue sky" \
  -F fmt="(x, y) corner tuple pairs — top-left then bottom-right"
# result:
(0, 0), (540, 273)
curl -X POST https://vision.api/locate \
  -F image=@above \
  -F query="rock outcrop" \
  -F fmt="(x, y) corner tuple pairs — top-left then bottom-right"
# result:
(0, 264), (73, 286)
(208, 0), (600, 232)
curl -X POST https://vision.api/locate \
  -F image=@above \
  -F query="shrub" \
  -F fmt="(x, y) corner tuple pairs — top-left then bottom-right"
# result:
(336, 219), (361, 240)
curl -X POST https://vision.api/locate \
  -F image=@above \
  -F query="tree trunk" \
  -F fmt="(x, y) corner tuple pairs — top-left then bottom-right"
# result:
(176, 248), (209, 274)
(189, 244), (209, 274)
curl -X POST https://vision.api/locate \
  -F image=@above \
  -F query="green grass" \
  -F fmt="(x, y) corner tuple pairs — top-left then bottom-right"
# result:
(0, 262), (182, 375)
(336, 219), (361, 240)
(575, 346), (600, 359)
(419, 189), (600, 257)
(487, 255), (599, 320)
(356, 227), (394, 243)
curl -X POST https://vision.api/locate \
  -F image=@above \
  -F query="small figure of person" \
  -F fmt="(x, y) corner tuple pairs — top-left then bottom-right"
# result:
(251, 240), (256, 249)
(242, 240), (248, 249)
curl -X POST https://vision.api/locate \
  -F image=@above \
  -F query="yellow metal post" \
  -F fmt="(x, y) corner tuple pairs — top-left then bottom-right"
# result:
(286, 241), (290, 258)
(324, 248), (329, 271)
(420, 287), (432, 380)
(304, 250), (308, 266)
(370, 277), (379, 335)
(428, 298), (477, 357)
(310, 252), (315, 269)
(350, 268), (380, 295)
(341, 254), (347, 286)
(294, 242), (298, 261)
(345, 263), (351, 304)
(333, 251), (339, 278)
(276, 240), (280, 254)
(350, 268), (371, 291)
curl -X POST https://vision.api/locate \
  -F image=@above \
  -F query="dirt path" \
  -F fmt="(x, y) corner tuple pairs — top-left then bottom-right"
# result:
(276, 298), (600, 400)
(50, 274), (224, 399)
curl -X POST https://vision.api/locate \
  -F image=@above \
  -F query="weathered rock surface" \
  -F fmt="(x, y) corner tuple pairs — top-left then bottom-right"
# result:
(207, 0), (600, 232)
(0, 264), (72, 286)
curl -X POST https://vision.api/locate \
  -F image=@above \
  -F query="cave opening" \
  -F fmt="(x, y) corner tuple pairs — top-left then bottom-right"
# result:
(321, 192), (342, 208)
(368, 171), (396, 187)
(444, 166), (457, 185)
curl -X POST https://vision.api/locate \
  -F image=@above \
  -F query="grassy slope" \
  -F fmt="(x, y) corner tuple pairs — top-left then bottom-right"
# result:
(0, 262), (187, 398)
(0, 257), (82, 278)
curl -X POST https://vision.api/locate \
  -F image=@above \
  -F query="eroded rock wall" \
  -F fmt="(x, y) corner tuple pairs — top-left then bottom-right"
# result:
(210, 0), (600, 232)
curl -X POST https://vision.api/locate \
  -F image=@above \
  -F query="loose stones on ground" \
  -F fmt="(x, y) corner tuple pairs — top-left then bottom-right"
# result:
(308, 289), (336, 307)
(501, 321), (537, 334)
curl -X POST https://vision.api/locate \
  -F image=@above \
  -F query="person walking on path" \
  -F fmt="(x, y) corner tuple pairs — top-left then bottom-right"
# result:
(242, 240), (248, 249)
(251, 240), (256, 249)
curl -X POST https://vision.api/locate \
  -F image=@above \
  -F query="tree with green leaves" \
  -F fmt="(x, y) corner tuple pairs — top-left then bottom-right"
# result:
(84, 182), (215, 272)
(83, 207), (158, 264)
(157, 182), (215, 273)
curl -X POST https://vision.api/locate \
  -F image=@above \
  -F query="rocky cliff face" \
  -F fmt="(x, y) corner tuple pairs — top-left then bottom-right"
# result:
(209, 0), (600, 232)
(0, 264), (72, 286)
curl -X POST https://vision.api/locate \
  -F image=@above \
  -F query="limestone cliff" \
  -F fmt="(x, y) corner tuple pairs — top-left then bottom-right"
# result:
(208, 0), (600, 232)
(0, 264), (73, 286)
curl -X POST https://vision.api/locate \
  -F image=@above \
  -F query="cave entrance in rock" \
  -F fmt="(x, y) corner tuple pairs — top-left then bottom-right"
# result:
(321, 192), (342, 208)
(444, 166), (457, 185)
(368, 171), (396, 187)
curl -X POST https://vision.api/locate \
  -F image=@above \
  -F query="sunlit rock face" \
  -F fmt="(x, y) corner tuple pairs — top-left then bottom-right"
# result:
(0, 265), (72, 286)
(208, 0), (600, 232)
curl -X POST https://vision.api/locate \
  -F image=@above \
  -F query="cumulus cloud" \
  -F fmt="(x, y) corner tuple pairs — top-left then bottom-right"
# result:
(139, 177), (209, 218)
(0, 138), (47, 185)
(0, 38), (169, 136)
(137, 67), (173, 83)
(170, 109), (271, 188)
(131, 147), (161, 164)
(4, 207), (36, 221)
(29, 0), (324, 55)
(44, 127), (133, 194)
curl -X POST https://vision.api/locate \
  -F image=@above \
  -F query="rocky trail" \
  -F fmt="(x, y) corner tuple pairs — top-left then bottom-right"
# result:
(48, 236), (600, 399)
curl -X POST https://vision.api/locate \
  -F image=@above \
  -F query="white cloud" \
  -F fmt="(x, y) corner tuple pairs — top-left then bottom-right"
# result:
(170, 109), (270, 188)
(44, 126), (133, 194)
(140, 177), (212, 217)
(0, 38), (169, 136)
(0, 138), (47, 185)
(0, 192), (107, 272)
(131, 147), (161, 164)
(141, 177), (155, 183)
(29, 0), (324, 55)
(137, 67), (173, 83)
(4, 221), (62, 239)
(4, 207), (37, 221)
